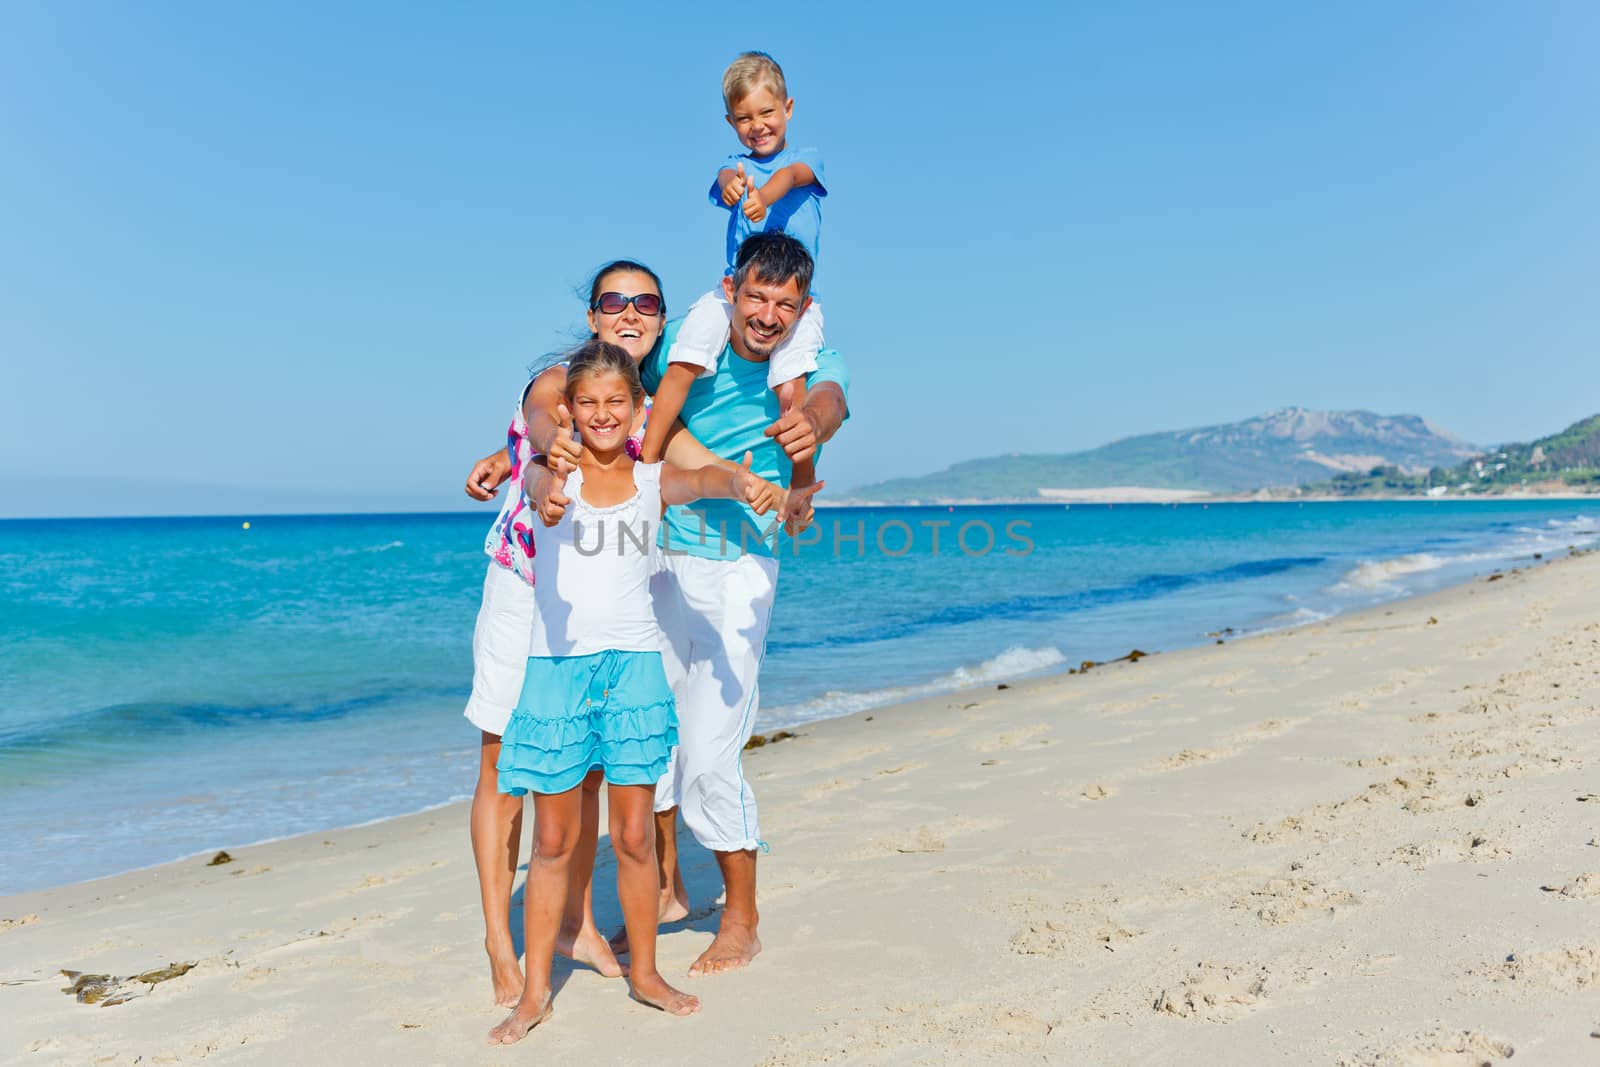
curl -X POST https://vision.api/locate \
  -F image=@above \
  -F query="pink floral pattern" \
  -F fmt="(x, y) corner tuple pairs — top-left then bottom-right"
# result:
(484, 382), (650, 584)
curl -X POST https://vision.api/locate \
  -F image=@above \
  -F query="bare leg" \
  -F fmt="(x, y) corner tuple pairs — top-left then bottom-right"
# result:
(609, 785), (699, 1016)
(469, 732), (524, 1007)
(688, 848), (761, 977)
(555, 769), (624, 977)
(609, 806), (690, 955)
(488, 787), (581, 1045)
(654, 807), (691, 923)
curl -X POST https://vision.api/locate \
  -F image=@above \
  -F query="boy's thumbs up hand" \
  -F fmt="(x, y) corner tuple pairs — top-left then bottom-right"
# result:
(548, 402), (580, 476)
(721, 163), (747, 206)
(741, 172), (768, 223)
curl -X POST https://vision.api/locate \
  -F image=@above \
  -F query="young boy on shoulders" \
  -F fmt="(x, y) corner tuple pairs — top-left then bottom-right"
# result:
(640, 51), (827, 488)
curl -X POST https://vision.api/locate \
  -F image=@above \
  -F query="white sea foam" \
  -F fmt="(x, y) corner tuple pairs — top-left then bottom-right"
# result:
(1335, 553), (1449, 591)
(760, 645), (1067, 730)
(329, 540), (406, 557)
(1331, 513), (1599, 597)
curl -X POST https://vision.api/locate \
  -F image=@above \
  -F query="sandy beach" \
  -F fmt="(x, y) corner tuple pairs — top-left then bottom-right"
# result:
(5, 551), (1599, 1065)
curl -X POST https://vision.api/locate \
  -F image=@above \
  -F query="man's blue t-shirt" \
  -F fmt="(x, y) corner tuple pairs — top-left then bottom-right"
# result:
(711, 145), (826, 293)
(642, 318), (849, 560)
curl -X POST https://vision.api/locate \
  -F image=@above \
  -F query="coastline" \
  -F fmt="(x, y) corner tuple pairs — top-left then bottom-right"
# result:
(825, 489), (1600, 507)
(5, 551), (1600, 1063)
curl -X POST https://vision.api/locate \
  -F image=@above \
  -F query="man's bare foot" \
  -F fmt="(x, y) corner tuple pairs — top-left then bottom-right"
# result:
(687, 919), (761, 977)
(608, 889), (691, 955)
(556, 924), (624, 978)
(486, 991), (552, 1045)
(629, 971), (701, 1016)
(485, 936), (524, 1007)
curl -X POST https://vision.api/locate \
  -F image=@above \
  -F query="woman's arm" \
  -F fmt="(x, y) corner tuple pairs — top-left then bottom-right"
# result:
(464, 447), (512, 500)
(521, 365), (581, 471)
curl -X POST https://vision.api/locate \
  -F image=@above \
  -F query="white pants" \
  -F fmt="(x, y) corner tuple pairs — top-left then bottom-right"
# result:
(651, 551), (780, 852)
(462, 561), (535, 736)
(669, 289), (824, 389)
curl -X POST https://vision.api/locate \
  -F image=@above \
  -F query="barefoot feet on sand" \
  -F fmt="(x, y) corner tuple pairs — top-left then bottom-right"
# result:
(487, 991), (553, 1045)
(630, 972), (701, 1016)
(557, 924), (624, 978)
(485, 936), (524, 1008)
(688, 920), (761, 977)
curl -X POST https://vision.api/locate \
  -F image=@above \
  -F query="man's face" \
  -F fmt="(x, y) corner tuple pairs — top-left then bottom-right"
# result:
(722, 272), (811, 360)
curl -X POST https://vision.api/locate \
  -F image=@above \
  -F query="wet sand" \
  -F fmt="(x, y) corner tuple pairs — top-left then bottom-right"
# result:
(4, 552), (1599, 1064)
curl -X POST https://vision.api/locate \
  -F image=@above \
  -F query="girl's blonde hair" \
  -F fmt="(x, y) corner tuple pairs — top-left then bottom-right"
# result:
(722, 51), (787, 111)
(563, 340), (643, 404)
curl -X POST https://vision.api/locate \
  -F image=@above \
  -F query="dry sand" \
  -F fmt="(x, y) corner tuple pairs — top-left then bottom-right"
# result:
(5, 553), (1600, 1065)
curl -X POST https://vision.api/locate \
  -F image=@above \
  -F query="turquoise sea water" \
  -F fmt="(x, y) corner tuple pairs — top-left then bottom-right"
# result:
(1, 500), (1595, 894)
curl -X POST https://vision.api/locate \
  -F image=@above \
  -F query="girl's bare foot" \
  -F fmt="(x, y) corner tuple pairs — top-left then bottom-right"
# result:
(556, 924), (625, 978)
(484, 936), (524, 1007)
(629, 971), (700, 1017)
(486, 990), (552, 1045)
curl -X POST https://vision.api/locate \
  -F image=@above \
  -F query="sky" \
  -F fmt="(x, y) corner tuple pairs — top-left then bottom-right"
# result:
(2, 2), (1597, 516)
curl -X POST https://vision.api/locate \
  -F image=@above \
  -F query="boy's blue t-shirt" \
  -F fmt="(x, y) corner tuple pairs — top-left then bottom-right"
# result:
(643, 318), (849, 560)
(711, 145), (826, 293)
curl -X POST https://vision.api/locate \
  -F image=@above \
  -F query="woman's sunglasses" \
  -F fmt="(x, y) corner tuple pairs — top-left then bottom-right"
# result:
(592, 291), (663, 316)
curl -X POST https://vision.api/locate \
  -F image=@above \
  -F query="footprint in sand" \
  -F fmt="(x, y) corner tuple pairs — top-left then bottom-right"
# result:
(1199, 669), (1253, 689)
(339, 860), (443, 896)
(814, 743), (890, 770)
(877, 761), (927, 776)
(1341, 1027), (1514, 1066)
(894, 827), (946, 854)
(1009, 898), (1141, 959)
(1482, 945), (1600, 991)
(1540, 872), (1600, 899)
(801, 778), (852, 801)
(924, 725), (962, 739)
(1386, 833), (1511, 869)
(1231, 876), (1360, 925)
(1152, 963), (1268, 1022)
(974, 724), (1054, 752)
(1227, 718), (1305, 745)
(1080, 783), (1116, 801)
(1154, 746), (1233, 771)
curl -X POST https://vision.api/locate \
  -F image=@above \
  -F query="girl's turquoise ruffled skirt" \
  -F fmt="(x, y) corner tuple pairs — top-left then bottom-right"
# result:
(496, 649), (678, 796)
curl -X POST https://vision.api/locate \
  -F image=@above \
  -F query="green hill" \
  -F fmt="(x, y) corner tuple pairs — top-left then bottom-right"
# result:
(843, 408), (1479, 503)
(1311, 413), (1600, 496)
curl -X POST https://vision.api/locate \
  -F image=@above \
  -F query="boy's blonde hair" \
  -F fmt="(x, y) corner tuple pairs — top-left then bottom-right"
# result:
(722, 51), (787, 112)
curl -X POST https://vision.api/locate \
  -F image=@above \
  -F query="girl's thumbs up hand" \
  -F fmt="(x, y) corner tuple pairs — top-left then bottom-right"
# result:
(536, 463), (571, 527)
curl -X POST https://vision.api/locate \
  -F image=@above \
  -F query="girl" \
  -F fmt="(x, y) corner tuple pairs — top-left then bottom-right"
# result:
(488, 341), (765, 1043)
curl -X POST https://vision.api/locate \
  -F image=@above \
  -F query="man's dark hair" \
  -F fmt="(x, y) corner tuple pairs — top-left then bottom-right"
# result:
(729, 232), (814, 300)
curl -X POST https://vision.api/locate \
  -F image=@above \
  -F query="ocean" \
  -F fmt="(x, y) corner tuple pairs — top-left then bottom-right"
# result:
(1, 500), (1594, 894)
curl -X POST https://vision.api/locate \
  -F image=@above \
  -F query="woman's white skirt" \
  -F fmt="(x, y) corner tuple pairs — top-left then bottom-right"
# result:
(462, 561), (535, 736)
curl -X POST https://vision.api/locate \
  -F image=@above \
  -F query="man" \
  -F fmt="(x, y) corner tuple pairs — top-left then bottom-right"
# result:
(638, 232), (848, 975)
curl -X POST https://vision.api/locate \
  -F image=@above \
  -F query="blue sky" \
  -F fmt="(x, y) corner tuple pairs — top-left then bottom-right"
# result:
(2, 2), (1596, 516)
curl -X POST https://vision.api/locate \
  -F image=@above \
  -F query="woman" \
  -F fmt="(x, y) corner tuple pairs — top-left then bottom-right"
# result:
(461, 260), (779, 1006)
